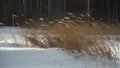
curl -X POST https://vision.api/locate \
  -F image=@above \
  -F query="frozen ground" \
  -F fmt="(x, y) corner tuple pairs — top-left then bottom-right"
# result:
(0, 27), (120, 68)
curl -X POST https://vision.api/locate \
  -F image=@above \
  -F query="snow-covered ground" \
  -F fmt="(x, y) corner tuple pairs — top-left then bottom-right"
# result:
(0, 48), (120, 68)
(0, 27), (120, 68)
(0, 27), (25, 47)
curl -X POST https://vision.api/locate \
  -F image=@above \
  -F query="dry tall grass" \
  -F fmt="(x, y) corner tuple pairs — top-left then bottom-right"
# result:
(24, 13), (120, 59)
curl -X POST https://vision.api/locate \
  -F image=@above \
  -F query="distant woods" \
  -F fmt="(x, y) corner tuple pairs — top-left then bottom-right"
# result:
(66, 0), (120, 23)
(0, 0), (65, 26)
(0, 0), (120, 26)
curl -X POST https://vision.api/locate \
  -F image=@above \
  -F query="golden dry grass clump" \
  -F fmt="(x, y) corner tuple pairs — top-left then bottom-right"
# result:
(25, 13), (120, 59)
(43, 23), (116, 59)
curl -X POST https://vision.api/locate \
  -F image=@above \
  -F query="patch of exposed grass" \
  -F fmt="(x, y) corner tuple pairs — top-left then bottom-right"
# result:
(24, 13), (120, 59)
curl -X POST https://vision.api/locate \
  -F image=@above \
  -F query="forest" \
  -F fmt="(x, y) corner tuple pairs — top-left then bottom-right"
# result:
(0, 0), (120, 25)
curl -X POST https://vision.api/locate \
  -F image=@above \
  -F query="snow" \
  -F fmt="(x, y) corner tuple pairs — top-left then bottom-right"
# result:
(0, 27), (120, 68)
(0, 48), (120, 68)
(0, 27), (25, 46)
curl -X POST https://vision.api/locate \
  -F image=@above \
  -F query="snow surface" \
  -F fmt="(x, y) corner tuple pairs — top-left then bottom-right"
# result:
(0, 27), (25, 47)
(0, 47), (120, 68)
(0, 27), (120, 68)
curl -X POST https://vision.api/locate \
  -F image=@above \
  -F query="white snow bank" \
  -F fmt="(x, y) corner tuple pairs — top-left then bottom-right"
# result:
(0, 27), (46, 47)
(0, 48), (120, 68)
(0, 47), (45, 51)
(0, 27), (24, 45)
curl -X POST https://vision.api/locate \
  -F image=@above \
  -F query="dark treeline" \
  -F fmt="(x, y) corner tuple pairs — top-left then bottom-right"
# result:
(0, 0), (65, 26)
(0, 0), (120, 26)
(90, 0), (120, 23)
(66, 0), (120, 23)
